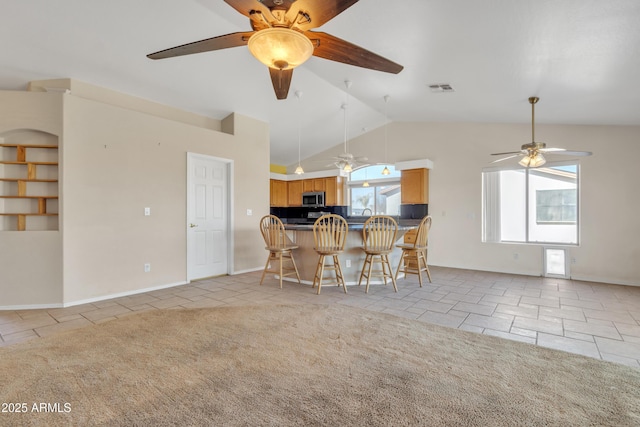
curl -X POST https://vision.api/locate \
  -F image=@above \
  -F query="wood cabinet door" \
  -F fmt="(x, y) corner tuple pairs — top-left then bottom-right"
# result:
(324, 177), (343, 206)
(313, 178), (325, 192)
(401, 169), (429, 204)
(288, 180), (303, 206)
(270, 180), (288, 207)
(302, 179), (314, 192)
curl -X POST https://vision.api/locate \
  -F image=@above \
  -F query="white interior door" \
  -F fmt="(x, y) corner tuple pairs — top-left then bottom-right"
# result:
(187, 153), (229, 280)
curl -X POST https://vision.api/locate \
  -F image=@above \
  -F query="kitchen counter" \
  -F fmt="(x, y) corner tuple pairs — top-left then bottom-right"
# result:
(278, 222), (417, 287)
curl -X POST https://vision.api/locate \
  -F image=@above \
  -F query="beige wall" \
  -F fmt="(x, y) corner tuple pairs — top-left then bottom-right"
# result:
(300, 122), (640, 286)
(0, 91), (63, 308)
(1, 81), (270, 308)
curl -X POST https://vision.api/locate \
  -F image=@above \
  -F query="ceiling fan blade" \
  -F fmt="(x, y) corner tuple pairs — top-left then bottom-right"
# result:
(306, 31), (403, 74)
(490, 151), (523, 156)
(490, 154), (521, 163)
(268, 67), (294, 99)
(539, 148), (593, 156)
(288, 0), (359, 31)
(223, 0), (273, 18)
(147, 32), (254, 60)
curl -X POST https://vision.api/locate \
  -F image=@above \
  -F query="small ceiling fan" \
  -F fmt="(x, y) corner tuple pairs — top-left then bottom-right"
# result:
(326, 81), (367, 172)
(147, 0), (403, 100)
(491, 97), (592, 167)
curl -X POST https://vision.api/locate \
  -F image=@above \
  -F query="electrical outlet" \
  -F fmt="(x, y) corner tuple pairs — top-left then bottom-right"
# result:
(345, 259), (351, 268)
(513, 253), (519, 260)
(144, 263), (151, 272)
(246, 209), (252, 216)
(571, 257), (577, 264)
(144, 207), (151, 216)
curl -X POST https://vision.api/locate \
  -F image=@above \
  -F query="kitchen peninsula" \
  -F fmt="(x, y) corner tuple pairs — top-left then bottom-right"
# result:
(268, 160), (432, 287)
(281, 219), (418, 286)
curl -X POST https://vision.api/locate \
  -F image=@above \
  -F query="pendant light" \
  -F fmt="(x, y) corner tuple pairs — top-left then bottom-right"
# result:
(363, 166), (369, 187)
(294, 91), (304, 175)
(341, 80), (353, 173)
(381, 95), (391, 175)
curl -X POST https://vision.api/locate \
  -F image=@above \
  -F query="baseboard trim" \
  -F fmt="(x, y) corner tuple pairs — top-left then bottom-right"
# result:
(0, 281), (189, 311)
(62, 281), (189, 308)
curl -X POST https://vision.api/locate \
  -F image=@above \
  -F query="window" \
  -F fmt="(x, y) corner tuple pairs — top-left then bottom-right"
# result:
(536, 189), (576, 224)
(348, 165), (401, 216)
(482, 162), (580, 245)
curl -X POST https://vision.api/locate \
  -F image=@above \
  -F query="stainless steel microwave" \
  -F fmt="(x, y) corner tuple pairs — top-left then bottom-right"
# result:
(302, 191), (325, 207)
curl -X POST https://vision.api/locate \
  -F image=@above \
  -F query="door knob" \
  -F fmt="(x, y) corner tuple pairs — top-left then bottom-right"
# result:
(189, 223), (198, 228)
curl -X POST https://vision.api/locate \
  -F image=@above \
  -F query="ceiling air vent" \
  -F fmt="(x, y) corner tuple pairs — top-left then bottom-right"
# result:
(428, 83), (455, 93)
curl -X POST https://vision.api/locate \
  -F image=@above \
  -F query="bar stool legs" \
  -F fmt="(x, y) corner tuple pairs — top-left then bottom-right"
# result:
(312, 254), (347, 295)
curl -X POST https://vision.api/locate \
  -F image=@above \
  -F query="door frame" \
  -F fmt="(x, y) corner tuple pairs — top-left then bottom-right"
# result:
(186, 152), (234, 282)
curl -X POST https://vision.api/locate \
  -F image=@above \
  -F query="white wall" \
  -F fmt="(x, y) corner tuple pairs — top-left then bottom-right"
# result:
(301, 122), (640, 286)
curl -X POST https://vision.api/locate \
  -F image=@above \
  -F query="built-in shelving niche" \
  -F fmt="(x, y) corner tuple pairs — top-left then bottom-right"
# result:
(0, 129), (59, 231)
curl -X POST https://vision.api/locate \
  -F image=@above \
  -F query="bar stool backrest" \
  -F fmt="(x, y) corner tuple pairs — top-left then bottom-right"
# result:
(260, 214), (287, 248)
(313, 214), (348, 251)
(415, 215), (432, 248)
(362, 215), (398, 250)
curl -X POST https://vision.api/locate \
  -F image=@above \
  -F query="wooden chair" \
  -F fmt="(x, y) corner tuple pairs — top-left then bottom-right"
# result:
(395, 215), (432, 287)
(312, 214), (348, 295)
(358, 215), (399, 293)
(259, 215), (301, 288)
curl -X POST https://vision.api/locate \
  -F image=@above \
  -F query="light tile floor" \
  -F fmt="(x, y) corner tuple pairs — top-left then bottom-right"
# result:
(2, 266), (640, 368)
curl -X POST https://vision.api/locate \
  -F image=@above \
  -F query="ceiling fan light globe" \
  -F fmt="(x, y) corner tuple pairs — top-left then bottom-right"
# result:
(343, 163), (353, 172)
(248, 28), (314, 70)
(530, 153), (546, 167)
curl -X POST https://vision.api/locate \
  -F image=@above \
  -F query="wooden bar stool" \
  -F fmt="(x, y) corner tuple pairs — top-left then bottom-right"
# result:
(312, 214), (348, 295)
(395, 215), (432, 287)
(358, 215), (399, 293)
(259, 215), (301, 288)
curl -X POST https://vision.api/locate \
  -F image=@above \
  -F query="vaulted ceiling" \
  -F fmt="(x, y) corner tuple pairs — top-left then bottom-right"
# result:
(1, 0), (639, 167)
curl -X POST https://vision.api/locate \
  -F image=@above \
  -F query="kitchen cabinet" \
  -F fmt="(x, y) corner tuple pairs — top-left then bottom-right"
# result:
(401, 168), (429, 204)
(287, 180), (303, 207)
(302, 178), (325, 193)
(324, 176), (344, 206)
(270, 176), (345, 207)
(270, 180), (288, 207)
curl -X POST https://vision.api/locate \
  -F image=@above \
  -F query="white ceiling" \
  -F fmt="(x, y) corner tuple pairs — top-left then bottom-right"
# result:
(1, 0), (639, 166)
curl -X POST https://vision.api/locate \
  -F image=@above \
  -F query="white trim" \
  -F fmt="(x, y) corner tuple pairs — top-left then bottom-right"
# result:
(394, 159), (434, 170)
(0, 280), (189, 310)
(231, 266), (264, 275)
(270, 169), (345, 181)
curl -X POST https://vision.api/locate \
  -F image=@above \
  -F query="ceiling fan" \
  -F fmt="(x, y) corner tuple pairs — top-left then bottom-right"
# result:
(491, 97), (592, 167)
(147, 0), (404, 100)
(327, 81), (367, 172)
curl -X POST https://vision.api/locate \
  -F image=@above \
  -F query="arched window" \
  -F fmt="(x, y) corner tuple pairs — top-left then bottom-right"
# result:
(347, 165), (401, 216)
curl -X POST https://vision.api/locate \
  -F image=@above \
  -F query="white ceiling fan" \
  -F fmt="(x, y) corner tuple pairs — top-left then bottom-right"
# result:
(491, 97), (592, 167)
(327, 80), (367, 172)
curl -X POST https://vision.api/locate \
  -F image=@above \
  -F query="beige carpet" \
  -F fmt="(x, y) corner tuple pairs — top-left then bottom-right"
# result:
(1, 304), (639, 426)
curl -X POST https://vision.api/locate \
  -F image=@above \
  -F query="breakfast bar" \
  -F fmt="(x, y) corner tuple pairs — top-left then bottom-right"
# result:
(281, 221), (416, 286)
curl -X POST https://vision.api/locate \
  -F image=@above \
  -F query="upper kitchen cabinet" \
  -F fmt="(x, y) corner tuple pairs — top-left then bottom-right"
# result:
(324, 176), (344, 206)
(287, 180), (303, 207)
(270, 179), (288, 207)
(270, 175), (345, 207)
(400, 168), (429, 204)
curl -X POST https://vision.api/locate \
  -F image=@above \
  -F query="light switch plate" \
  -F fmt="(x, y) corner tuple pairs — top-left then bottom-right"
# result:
(144, 207), (151, 216)
(246, 209), (252, 216)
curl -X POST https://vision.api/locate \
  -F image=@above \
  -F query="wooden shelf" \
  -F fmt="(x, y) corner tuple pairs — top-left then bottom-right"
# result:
(0, 142), (59, 231)
(0, 161), (58, 165)
(0, 213), (58, 216)
(0, 178), (58, 182)
(0, 143), (58, 149)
